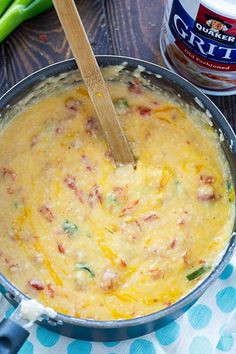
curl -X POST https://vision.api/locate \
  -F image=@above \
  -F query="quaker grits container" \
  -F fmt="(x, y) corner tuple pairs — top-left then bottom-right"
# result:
(160, 0), (236, 96)
(0, 56), (235, 342)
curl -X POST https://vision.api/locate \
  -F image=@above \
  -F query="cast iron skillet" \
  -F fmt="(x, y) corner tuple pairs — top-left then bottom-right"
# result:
(0, 56), (235, 353)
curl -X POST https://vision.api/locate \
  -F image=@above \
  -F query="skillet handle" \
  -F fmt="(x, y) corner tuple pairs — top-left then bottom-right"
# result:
(0, 318), (29, 354)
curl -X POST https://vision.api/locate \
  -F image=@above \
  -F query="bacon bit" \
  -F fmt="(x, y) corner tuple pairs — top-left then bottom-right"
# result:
(55, 125), (64, 134)
(120, 259), (127, 268)
(149, 268), (165, 280)
(170, 238), (177, 249)
(30, 135), (39, 147)
(143, 213), (159, 222)
(6, 187), (15, 195)
(47, 284), (55, 298)
(81, 154), (93, 171)
(138, 106), (151, 117)
(183, 252), (190, 265)
(113, 186), (125, 197)
(4, 258), (10, 264)
(95, 186), (103, 204)
(128, 80), (142, 94)
(86, 117), (98, 135)
(64, 175), (85, 203)
(152, 100), (160, 106)
(104, 150), (113, 161)
(100, 269), (119, 291)
(88, 185), (103, 208)
(57, 243), (65, 254)
(28, 279), (45, 291)
(198, 259), (206, 264)
(75, 189), (85, 204)
(178, 218), (185, 226)
(9, 264), (19, 273)
(200, 175), (215, 184)
(135, 220), (141, 231)
(186, 141), (191, 145)
(120, 199), (139, 216)
(65, 97), (81, 112)
(64, 175), (77, 190)
(1, 168), (17, 181)
(39, 206), (54, 223)
(165, 301), (172, 306)
(112, 186), (127, 205)
(39, 34), (48, 42)
(197, 185), (215, 201)
(171, 112), (178, 120)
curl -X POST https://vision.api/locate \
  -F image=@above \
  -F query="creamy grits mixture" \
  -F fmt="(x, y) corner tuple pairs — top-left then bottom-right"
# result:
(0, 70), (234, 320)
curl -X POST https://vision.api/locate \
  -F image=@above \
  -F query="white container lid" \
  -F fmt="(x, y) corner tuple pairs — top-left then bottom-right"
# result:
(201, 0), (236, 19)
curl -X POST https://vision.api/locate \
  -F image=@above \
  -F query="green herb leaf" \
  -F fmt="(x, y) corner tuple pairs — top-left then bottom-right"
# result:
(76, 263), (95, 277)
(186, 265), (211, 281)
(226, 180), (234, 202)
(175, 180), (183, 195)
(63, 219), (78, 235)
(0, 0), (12, 17)
(114, 98), (129, 114)
(227, 180), (232, 190)
(13, 202), (19, 209)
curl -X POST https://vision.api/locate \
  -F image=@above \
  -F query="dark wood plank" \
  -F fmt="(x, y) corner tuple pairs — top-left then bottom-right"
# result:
(0, 0), (111, 93)
(104, 0), (166, 63)
(211, 96), (236, 132)
(0, 45), (8, 95)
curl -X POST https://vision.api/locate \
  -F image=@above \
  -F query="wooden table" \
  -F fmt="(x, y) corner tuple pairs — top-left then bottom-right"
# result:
(0, 0), (235, 131)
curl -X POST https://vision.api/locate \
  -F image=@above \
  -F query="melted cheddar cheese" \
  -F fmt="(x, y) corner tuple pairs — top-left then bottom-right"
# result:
(0, 73), (234, 320)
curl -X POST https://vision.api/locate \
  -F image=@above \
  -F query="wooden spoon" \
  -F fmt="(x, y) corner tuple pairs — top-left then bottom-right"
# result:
(52, 0), (135, 166)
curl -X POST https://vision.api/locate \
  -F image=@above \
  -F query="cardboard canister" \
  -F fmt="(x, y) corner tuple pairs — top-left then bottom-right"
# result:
(160, 0), (236, 95)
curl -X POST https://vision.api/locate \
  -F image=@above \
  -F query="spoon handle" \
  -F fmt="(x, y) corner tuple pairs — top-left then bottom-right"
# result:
(52, 0), (135, 166)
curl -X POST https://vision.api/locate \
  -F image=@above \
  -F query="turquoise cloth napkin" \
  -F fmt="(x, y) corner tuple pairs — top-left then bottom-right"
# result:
(1, 252), (236, 354)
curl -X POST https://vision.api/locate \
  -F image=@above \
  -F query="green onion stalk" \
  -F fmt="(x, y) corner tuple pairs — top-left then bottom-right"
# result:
(0, 0), (53, 42)
(0, 0), (12, 17)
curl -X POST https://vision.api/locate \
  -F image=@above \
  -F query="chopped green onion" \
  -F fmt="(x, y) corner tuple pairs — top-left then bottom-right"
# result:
(226, 180), (234, 202)
(105, 227), (114, 234)
(63, 219), (78, 235)
(106, 193), (117, 204)
(45, 120), (55, 132)
(76, 263), (95, 277)
(114, 98), (129, 114)
(13, 201), (22, 210)
(186, 265), (211, 281)
(0, 0), (12, 17)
